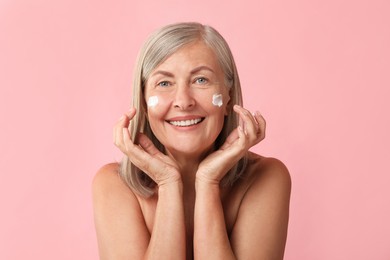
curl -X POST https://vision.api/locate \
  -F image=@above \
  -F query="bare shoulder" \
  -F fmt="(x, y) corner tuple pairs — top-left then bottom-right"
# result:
(244, 152), (291, 194)
(92, 163), (133, 200)
(229, 153), (291, 259)
(241, 152), (292, 210)
(92, 162), (141, 215)
(92, 163), (150, 259)
(92, 163), (119, 187)
(92, 163), (127, 193)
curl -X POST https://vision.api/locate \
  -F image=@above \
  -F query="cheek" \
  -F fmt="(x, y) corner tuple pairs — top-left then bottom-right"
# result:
(212, 93), (223, 107)
(147, 96), (159, 107)
(208, 91), (230, 114)
(201, 92), (228, 122)
(146, 95), (171, 122)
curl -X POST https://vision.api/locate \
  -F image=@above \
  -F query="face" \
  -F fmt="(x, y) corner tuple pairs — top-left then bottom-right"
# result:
(144, 41), (231, 159)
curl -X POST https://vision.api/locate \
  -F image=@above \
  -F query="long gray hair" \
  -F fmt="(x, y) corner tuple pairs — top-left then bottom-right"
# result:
(120, 22), (248, 197)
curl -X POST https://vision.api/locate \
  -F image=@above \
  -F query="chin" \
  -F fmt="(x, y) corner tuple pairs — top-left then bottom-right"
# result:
(165, 142), (214, 159)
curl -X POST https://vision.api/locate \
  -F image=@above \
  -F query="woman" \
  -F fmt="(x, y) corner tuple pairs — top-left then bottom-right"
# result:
(93, 22), (291, 260)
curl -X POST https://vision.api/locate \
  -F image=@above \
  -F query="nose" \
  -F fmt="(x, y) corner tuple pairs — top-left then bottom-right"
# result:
(173, 84), (195, 110)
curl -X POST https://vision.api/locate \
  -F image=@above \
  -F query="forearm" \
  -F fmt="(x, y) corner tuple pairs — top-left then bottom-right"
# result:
(145, 182), (186, 259)
(193, 181), (235, 260)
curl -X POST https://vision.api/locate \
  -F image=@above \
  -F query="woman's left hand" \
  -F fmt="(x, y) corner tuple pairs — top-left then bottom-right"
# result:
(196, 105), (266, 184)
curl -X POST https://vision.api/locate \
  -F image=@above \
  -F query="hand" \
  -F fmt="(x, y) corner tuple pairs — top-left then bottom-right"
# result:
(196, 105), (266, 184)
(113, 108), (182, 186)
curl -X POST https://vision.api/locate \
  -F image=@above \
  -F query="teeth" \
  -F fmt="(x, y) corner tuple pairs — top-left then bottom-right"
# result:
(169, 118), (202, 127)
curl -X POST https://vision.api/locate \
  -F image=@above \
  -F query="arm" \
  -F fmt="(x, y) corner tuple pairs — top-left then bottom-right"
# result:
(194, 181), (235, 259)
(194, 105), (267, 259)
(194, 159), (291, 260)
(92, 165), (186, 260)
(93, 108), (187, 259)
(146, 182), (186, 259)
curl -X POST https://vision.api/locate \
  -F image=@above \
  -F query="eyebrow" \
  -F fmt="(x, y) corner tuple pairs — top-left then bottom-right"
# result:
(190, 65), (215, 74)
(150, 65), (216, 78)
(150, 70), (174, 78)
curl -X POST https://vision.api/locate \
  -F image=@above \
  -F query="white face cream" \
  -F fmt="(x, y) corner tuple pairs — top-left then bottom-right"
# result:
(212, 94), (223, 107)
(147, 96), (159, 107)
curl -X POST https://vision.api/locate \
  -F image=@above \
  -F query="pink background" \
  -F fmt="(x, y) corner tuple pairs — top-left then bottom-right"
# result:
(1, 0), (389, 259)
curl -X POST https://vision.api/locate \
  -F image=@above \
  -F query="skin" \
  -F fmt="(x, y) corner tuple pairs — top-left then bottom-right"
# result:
(92, 41), (291, 259)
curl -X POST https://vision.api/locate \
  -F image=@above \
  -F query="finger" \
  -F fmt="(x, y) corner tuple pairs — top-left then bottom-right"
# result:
(225, 124), (249, 158)
(220, 128), (239, 150)
(123, 129), (176, 184)
(137, 133), (162, 157)
(113, 108), (137, 146)
(122, 128), (152, 171)
(239, 114), (245, 135)
(113, 115), (123, 144)
(137, 134), (172, 164)
(113, 116), (126, 145)
(122, 128), (154, 178)
(118, 108), (137, 130)
(116, 108), (137, 128)
(237, 124), (248, 147)
(233, 105), (257, 138)
(254, 111), (266, 141)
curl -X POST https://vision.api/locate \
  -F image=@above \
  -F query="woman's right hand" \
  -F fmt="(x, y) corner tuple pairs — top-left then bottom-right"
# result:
(113, 108), (182, 187)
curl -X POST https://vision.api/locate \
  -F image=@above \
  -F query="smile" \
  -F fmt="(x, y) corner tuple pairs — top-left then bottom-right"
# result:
(168, 118), (204, 127)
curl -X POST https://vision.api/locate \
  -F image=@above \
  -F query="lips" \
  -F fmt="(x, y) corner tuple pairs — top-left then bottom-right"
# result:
(166, 117), (205, 127)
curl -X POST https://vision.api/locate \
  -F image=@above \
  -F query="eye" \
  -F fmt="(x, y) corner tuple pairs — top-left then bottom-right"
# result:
(194, 77), (208, 85)
(157, 81), (171, 87)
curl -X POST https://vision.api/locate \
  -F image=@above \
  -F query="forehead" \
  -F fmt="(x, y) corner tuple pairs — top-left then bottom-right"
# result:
(152, 41), (223, 74)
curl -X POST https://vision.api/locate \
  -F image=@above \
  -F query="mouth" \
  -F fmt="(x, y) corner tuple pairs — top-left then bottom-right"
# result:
(167, 117), (205, 127)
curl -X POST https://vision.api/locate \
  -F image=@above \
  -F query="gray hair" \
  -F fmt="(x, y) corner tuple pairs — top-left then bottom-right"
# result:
(120, 22), (248, 197)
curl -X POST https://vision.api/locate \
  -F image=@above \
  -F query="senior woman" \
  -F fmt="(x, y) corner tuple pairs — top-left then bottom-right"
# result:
(93, 22), (291, 260)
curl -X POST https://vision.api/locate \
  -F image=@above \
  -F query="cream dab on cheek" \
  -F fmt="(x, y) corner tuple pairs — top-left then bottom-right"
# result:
(212, 94), (223, 107)
(147, 96), (159, 107)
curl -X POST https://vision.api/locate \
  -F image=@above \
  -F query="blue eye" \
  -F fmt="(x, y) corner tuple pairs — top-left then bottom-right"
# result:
(157, 81), (170, 87)
(195, 77), (208, 84)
